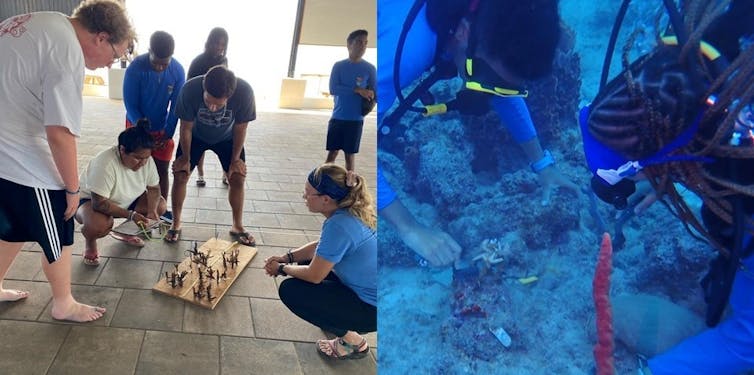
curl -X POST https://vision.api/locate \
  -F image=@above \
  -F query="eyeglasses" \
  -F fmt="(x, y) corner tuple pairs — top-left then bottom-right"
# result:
(109, 41), (122, 63)
(303, 190), (325, 199)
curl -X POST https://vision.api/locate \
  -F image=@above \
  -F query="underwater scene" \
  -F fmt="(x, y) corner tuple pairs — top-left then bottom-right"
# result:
(377, 0), (754, 374)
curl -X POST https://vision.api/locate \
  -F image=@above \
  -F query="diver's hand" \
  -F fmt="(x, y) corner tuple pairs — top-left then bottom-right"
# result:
(537, 166), (580, 205)
(398, 225), (462, 268)
(633, 185), (659, 215)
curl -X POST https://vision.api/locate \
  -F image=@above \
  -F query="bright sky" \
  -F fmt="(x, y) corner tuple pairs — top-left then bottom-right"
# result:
(90, 0), (376, 110)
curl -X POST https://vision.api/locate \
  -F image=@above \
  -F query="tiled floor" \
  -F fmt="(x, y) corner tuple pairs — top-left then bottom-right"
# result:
(0, 96), (377, 374)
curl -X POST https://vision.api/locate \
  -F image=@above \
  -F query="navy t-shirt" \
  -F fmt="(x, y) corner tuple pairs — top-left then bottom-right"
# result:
(175, 76), (256, 144)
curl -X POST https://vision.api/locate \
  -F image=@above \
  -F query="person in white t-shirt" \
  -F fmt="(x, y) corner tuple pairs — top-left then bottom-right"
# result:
(76, 120), (166, 266)
(0, 0), (135, 323)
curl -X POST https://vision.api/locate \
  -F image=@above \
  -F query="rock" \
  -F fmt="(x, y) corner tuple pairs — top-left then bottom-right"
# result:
(612, 293), (706, 357)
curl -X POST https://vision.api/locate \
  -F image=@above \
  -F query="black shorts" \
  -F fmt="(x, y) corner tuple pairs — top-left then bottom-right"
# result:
(0, 178), (74, 264)
(326, 119), (364, 154)
(175, 137), (246, 172)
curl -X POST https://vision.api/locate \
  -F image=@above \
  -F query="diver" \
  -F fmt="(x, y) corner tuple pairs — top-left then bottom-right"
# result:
(580, 0), (754, 374)
(378, 0), (578, 207)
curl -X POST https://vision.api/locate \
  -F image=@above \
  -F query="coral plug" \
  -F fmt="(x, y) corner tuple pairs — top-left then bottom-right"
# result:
(593, 233), (615, 375)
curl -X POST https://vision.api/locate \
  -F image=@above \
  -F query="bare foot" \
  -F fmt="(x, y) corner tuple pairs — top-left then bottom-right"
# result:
(346, 171), (356, 187)
(51, 301), (106, 322)
(0, 289), (29, 302)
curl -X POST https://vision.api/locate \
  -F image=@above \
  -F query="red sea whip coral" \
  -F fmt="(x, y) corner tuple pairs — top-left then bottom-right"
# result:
(593, 233), (615, 375)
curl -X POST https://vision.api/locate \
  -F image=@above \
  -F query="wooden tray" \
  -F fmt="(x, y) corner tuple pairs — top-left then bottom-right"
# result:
(152, 238), (256, 309)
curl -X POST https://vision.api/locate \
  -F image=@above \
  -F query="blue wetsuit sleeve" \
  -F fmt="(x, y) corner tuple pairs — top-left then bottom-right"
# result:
(648, 247), (754, 375)
(491, 96), (537, 143)
(123, 64), (143, 124)
(165, 64), (186, 139)
(377, 167), (397, 211)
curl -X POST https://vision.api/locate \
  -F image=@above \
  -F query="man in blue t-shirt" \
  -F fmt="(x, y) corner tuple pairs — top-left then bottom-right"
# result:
(123, 31), (185, 205)
(325, 29), (377, 184)
(165, 65), (256, 246)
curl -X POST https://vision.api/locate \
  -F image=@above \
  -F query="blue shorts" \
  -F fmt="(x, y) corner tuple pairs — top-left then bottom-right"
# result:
(326, 119), (364, 154)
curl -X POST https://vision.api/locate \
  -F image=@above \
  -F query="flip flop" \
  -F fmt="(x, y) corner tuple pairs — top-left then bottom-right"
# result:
(164, 228), (181, 243)
(229, 230), (256, 246)
(83, 251), (100, 266)
(316, 337), (369, 360)
(109, 232), (146, 247)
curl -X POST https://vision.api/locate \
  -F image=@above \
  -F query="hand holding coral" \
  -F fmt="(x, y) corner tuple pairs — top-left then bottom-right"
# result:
(400, 225), (461, 267)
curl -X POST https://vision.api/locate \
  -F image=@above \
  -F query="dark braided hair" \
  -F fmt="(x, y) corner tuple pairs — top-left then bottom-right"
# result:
(587, 0), (754, 254)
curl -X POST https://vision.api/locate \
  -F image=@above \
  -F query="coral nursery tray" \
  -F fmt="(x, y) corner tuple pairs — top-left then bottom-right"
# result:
(153, 237), (256, 310)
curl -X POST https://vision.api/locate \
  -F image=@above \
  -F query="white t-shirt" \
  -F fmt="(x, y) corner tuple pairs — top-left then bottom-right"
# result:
(80, 146), (159, 209)
(0, 12), (84, 189)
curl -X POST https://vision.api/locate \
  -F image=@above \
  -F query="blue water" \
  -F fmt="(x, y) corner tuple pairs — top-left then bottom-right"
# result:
(377, 1), (720, 374)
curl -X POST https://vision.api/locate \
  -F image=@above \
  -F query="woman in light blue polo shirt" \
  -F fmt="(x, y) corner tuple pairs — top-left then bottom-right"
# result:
(264, 164), (376, 360)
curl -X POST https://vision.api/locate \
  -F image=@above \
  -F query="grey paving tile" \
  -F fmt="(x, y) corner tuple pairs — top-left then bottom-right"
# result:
(246, 189), (269, 200)
(136, 330), (219, 375)
(244, 212), (281, 229)
(227, 267), (279, 299)
(196, 209), (234, 226)
(183, 295), (254, 337)
(34, 254), (106, 284)
(196, 187), (231, 199)
(48, 326), (143, 375)
(258, 230), (311, 248)
(38, 284), (123, 326)
(267, 190), (305, 201)
(277, 214), (323, 231)
(248, 246), (288, 269)
(95, 258), (163, 289)
(0, 280), (51, 320)
(247, 181), (281, 191)
(110, 289), (184, 331)
(252, 200), (295, 214)
(0, 320), (69, 374)
(221, 336), (303, 375)
(5, 251), (42, 280)
(250, 297), (322, 342)
(183, 196), (218, 210)
(294, 341), (377, 375)
(137, 241), (188, 263)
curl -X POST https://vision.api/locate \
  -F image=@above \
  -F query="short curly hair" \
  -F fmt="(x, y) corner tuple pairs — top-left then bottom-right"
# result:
(71, 0), (136, 46)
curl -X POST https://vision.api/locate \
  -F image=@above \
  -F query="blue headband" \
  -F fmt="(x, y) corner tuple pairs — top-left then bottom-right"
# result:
(308, 169), (350, 201)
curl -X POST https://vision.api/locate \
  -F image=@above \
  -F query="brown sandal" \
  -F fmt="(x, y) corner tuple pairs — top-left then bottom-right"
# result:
(316, 337), (369, 360)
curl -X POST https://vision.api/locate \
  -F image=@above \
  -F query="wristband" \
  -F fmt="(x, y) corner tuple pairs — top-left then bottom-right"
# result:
(530, 149), (555, 173)
(65, 188), (80, 195)
(278, 263), (287, 276)
(286, 250), (294, 264)
(128, 210), (135, 221)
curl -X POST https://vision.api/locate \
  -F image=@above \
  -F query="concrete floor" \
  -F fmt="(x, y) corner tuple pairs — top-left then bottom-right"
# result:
(0, 96), (377, 375)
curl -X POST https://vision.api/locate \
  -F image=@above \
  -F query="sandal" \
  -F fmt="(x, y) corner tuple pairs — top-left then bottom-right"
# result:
(83, 250), (100, 266)
(316, 337), (369, 360)
(229, 230), (256, 246)
(164, 228), (181, 243)
(109, 232), (145, 247)
(196, 175), (206, 187)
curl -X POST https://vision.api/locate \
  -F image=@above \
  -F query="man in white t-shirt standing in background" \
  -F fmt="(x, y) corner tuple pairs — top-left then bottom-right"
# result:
(0, 0), (136, 322)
